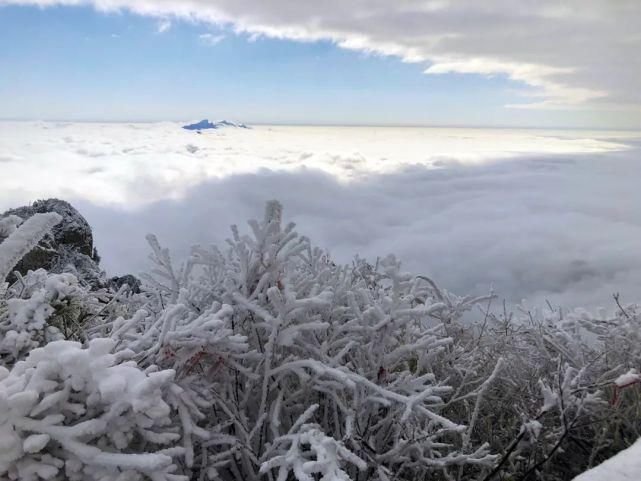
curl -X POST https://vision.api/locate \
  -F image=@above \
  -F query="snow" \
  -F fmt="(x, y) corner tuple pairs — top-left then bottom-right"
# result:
(22, 434), (50, 454)
(574, 438), (641, 481)
(539, 380), (559, 413)
(260, 418), (367, 481)
(0, 212), (61, 283)
(0, 338), (185, 480)
(0, 215), (23, 240)
(615, 369), (641, 388)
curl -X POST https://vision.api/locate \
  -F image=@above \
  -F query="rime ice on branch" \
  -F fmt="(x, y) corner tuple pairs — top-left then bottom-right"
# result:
(0, 213), (62, 285)
(1, 200), (640, 481)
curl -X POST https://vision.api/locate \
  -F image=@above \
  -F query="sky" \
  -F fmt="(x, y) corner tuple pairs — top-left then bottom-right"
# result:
(0, 0), (640, 129)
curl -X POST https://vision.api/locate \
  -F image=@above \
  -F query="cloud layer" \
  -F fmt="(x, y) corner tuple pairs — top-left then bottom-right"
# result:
(2, 0), (641, 115)
(2, 121), (640, 311)
(0, 121), (631, 209)
(75, 146), (641, 312)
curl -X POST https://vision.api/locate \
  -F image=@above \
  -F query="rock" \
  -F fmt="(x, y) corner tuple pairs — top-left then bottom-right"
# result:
(1, 199), (103, 286)
(4, 199), (94, 256)
(1, 199), (143, 292)
(108, 274), (142, 294)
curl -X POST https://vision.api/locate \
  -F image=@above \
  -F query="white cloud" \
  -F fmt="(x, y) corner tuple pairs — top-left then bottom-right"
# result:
(1, 0), (640, 115)
(425, 58), (607, 108)
(2, 121), (641, 310)
(156, 19), (171, 34)
(75, 147), (641, 312)
(199, 33), (225, 45)
(0, 121), (630, 208)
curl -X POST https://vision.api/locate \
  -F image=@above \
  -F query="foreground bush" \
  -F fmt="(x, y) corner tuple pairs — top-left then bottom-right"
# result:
(0, 201), (639, 480)
(0, 339), (185, 481)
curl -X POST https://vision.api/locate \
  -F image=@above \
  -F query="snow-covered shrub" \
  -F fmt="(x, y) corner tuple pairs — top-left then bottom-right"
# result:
(259, 405), (367, 481)
(454, 302), (641, 481)
(0, 209), (114, 367)
(0, 338), (186, 481)
(0, 269), (107, 367)
(2, 199), (640, 480)
(102, 201), (501, 481)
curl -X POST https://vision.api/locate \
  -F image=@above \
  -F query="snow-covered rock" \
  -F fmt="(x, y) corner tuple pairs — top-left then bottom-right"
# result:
(0, 213), (62, 285)
(1, 199), (102, 285)
(3, 200), (94, 259)
(1, 199), (142, 290)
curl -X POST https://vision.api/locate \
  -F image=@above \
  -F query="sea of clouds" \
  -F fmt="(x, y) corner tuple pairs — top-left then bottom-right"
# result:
(2, 121), (641, 311)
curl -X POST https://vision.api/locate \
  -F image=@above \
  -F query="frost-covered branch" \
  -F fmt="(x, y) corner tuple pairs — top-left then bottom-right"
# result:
(0, 213), (61, 284)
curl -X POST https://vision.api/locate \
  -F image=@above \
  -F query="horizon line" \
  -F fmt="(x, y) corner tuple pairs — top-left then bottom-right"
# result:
(1, 118), (639, 133)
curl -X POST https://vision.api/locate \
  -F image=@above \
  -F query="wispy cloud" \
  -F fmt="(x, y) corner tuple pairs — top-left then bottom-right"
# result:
(2, 0), (637, 113)
(198, 33), (225, 45)
(156, 19), (171, 34)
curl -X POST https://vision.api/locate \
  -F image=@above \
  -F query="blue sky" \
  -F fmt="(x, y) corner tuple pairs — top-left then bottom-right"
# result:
(0, 4), (637, 128)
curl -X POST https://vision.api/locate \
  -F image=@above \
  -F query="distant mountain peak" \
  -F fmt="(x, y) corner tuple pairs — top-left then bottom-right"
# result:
(183, 119), (250, 131)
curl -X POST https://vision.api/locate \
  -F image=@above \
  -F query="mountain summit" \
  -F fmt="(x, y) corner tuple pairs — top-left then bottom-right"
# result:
(182, 119), (249, 131)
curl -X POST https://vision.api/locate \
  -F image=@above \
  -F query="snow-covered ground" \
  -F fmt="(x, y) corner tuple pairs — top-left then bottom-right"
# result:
(574, 438), (641, 481)
(2, 121), (641, 309)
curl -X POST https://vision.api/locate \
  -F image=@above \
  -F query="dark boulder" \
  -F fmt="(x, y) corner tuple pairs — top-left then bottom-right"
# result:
(108, 274), (142, 294)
